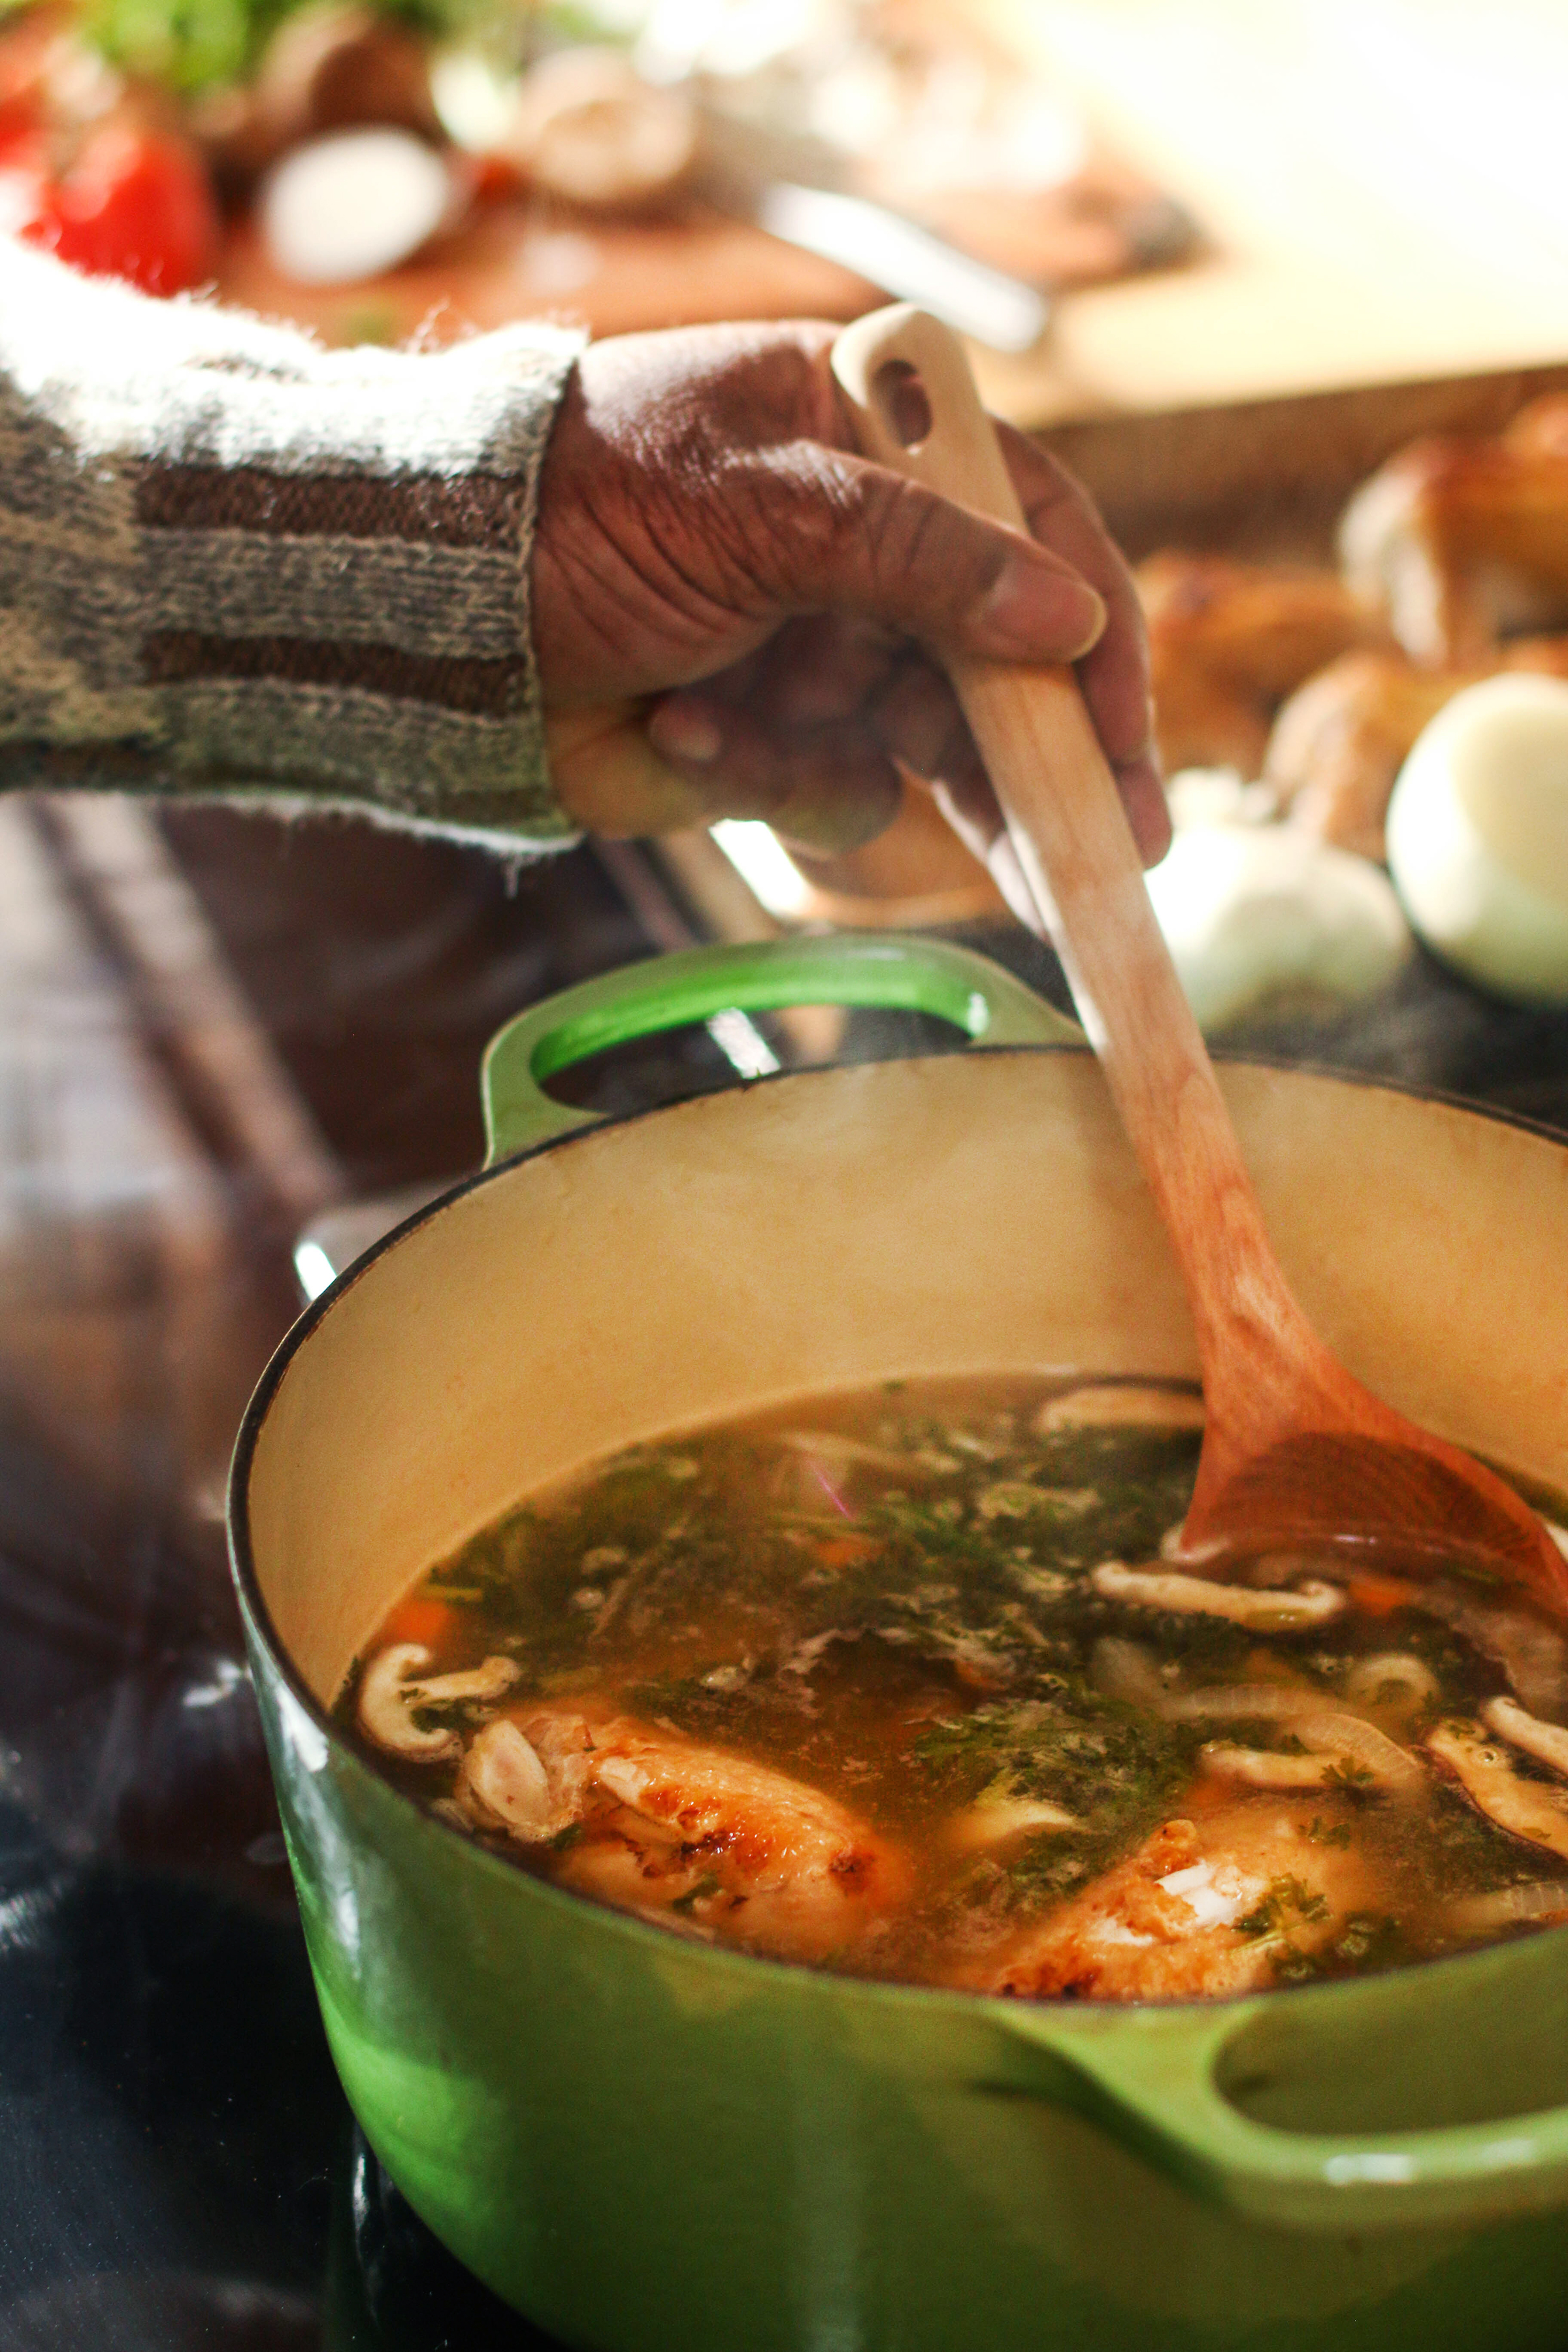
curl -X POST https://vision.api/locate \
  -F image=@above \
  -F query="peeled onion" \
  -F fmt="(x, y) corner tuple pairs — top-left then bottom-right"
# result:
(1386, 674), (1568, 1004)
(260, 127), (458, 284)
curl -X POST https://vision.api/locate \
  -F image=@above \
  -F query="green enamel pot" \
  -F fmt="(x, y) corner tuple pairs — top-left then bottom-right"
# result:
(229, 932), (1568, 2352)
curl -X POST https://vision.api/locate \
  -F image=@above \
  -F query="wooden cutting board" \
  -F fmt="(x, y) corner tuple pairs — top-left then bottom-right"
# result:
(976, 0), (1568, 429)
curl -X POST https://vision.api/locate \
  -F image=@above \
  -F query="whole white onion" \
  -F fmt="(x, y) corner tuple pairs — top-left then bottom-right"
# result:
(1386, 674), (1568, 1004)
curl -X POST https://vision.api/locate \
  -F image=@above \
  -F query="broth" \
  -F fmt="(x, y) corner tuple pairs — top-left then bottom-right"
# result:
(338, 1376), (1568, 2001)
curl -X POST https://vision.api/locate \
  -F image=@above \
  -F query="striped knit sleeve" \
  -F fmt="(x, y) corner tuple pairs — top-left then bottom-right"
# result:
(0, 239), (585, 847)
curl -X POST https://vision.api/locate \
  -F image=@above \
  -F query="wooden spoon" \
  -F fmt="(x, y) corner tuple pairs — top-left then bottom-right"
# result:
(832, 304), (1568, 1616)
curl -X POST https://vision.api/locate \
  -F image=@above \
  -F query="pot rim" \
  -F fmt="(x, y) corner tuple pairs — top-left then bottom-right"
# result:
(227, 1037), (1568, 2028)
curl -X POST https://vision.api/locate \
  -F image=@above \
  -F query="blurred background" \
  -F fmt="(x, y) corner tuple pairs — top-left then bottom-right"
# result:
(4, 1), (1568, 2345)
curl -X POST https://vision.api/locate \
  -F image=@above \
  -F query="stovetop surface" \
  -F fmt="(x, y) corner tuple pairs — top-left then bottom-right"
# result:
(1, 799), (1565, 2351)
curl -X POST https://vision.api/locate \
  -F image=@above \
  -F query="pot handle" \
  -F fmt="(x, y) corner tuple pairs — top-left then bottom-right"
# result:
(988, 2006), (1568, 2233)
(480, 932), (1081, 1165)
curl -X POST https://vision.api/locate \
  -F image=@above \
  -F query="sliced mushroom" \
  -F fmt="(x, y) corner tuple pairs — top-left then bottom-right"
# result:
(415, 1659), (521, 1705)
(1428, 1722), (1568, 1861)
(1092, 1561), (1345, 1630)
(1036, 1385), (1205, 1434)
(1343, 1652), (1440, 1711)
(1483, 1695), (1568, 1780)
(459, 1718), (578, 1842)
(357, 1643), (517, 1761)
(946, 1793), (1079, 1854)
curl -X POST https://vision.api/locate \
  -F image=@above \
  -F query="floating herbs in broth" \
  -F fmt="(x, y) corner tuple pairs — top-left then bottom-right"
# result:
(340, 1377), (1568, 2000)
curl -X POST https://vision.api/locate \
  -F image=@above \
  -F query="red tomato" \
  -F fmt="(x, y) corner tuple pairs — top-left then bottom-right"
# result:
(10, 122), (220, 296)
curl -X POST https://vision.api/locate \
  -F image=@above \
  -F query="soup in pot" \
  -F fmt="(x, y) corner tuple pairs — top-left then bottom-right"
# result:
(338, 1376), (1568, 2000)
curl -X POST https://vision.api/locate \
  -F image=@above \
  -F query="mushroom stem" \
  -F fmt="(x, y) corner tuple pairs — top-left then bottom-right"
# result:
(1482, 1695), (1568, 1780)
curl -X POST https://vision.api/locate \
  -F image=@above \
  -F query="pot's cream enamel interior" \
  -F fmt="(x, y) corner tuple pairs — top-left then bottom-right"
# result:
(244, 1052), (1568, 1707)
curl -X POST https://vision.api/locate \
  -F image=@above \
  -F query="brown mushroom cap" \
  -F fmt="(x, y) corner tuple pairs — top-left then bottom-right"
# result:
(195, 3), (440, 191)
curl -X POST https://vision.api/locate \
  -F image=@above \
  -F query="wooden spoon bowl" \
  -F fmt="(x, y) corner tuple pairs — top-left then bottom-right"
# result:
(830, 304), (1568, 1618)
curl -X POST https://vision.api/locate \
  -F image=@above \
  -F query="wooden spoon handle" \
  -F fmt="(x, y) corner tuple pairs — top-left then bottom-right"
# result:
(830, 307), (1313, 1402)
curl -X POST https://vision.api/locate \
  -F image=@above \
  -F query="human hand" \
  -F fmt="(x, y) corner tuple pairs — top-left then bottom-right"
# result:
(532, 320), (1167, 880)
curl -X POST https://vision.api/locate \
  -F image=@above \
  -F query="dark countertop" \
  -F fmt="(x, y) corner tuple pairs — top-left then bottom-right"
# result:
(0, 798), (1563, 2351)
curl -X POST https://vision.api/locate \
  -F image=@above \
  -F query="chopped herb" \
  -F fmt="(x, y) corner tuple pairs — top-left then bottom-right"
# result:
(671, 1872), (723, 1916)
(1236, 1876), (1331, 1939)
(1275, 1914), (1412, 1984)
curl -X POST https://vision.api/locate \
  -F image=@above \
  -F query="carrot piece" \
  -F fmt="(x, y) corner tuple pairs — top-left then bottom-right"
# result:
(814, 1534), (883, 1571)
(382, 1593), (455, 1651)
(1348, 1573), (1419, 1618)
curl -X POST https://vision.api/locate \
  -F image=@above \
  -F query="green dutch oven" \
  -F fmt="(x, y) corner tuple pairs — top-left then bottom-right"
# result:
(229, 932), (1568, 2352)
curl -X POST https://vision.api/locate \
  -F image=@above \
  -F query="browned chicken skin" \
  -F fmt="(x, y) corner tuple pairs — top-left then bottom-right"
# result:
(1138, 551), (1390, 778)
(960, 1797), (1379, 2002)
(461, 1701), (912, 1961)
(1341, 395), (1568, 668)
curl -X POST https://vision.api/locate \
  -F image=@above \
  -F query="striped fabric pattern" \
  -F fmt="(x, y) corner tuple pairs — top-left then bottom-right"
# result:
(0, 241), (584, 847)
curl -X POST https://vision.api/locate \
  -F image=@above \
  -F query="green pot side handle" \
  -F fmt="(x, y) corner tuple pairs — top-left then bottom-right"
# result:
(481, 932), (1081, 1166)
(988, 2001), (1568, 2234)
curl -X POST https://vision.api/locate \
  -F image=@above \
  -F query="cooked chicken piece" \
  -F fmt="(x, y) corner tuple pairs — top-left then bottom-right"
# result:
(963, 1800), (1379, 2001)
(1138, 552), (1390, 777)
(1428, 1721), (1568, 1861)
(461, 1701), (910, 1960)
(1265, 638), (1568, 860)
(1341, 398), (1568, 666)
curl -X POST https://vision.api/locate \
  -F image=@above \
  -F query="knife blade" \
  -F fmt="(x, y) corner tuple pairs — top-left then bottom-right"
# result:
(754, 180), (1050, 353)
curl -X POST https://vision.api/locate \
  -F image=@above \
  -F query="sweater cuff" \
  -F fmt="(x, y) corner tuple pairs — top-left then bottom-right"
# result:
(0, 244), (586, 846)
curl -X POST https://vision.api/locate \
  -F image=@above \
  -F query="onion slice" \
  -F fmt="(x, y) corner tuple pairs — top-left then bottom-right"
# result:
(1448, 1880), (1568, 1936)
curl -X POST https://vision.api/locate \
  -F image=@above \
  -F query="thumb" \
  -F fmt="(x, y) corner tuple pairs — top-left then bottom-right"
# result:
(754, 447), (1107, 663)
